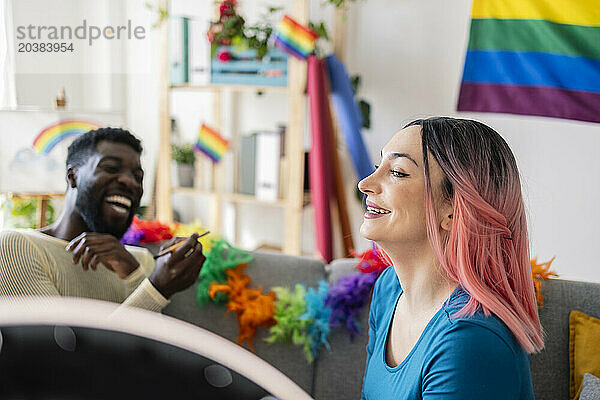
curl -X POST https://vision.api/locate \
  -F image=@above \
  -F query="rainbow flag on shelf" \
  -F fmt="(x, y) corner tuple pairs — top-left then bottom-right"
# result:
(457, 0), (600, 123)
(195, 124), (229, 163)
(33, 120), (99, 154)
(274, 15), (318, 60)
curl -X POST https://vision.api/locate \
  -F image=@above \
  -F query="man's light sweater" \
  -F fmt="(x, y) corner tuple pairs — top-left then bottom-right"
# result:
(0, 229), (169, 312)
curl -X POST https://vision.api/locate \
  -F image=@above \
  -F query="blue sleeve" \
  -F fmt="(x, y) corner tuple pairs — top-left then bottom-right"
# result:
(422, 321), (522, 400)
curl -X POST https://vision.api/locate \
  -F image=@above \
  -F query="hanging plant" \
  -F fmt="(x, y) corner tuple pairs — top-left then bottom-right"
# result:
(326, 0), (361, 9)
(207, 1), (283, 60)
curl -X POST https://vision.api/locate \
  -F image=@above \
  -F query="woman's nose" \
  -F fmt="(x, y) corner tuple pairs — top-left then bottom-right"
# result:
(358, 171), (379, 195)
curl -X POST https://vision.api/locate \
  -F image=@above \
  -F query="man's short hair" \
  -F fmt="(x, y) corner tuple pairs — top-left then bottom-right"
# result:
(66, 127), (142, 168)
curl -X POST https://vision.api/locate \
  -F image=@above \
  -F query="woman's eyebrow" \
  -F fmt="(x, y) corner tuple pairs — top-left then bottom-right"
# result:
(380, 151), (419, 167)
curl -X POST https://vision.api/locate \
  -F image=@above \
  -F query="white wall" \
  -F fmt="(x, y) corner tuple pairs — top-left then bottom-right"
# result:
(342, 0), (600, 283)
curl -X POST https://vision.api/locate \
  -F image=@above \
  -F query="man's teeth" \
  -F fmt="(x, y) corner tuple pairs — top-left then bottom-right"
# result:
(367, 206), (390, 215)
(110, 204), (128, 214)
(105, 195), (132, 208)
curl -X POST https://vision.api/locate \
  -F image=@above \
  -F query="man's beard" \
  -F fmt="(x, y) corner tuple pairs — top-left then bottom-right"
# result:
(75, 183), (137, 239)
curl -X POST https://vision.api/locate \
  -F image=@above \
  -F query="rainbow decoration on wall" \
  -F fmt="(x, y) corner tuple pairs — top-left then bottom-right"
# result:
(274, 15), (318, 60)
(33, 120), (99, 155)
(195, 123), (229, 163)
(457, 0), (600, 123)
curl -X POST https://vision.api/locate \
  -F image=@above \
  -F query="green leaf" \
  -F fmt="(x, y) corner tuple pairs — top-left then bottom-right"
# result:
(257, 45), (268, 60)
(210, 42), (219, 59)
(359, 99), (371, 129)
(350, 75), (360, 94)
(171, 143), (195, 165)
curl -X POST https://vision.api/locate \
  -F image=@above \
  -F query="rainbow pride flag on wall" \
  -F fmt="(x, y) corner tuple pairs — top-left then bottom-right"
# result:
(274, 16), (318, 60)
(457, 0), (600, 123)
(195, 124), (229, 163)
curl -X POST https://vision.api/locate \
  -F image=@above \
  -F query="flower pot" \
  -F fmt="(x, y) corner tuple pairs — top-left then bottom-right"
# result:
(177, 164), (195, 188)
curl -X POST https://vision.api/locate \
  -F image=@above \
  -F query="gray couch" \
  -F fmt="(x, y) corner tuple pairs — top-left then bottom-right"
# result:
(163, 251), (600, 399)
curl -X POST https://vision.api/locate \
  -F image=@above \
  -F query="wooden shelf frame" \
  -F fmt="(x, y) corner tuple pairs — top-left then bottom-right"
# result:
(155, 0), (309, 255)
(1, 192), (65, 229)
(172, 187), (288, 208)
(170, 83), (288, 93)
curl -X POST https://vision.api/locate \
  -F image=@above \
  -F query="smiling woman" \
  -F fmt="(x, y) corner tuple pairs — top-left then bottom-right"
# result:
(359, 117), (542, 400)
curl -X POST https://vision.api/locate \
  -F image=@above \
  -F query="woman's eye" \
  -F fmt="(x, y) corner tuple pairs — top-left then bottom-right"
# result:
(390, 170), (408, 178)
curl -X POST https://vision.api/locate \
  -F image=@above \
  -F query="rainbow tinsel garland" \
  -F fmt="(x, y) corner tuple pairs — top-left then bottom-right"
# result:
(122, 217), (558, 363)
(196, 239), (390, 362)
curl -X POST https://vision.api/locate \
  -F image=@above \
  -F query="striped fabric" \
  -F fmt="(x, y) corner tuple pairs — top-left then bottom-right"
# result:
(195, 124), (229, 163)
(0, 229), (168, 312)
(457, 0), (600, 123)
(274, 16), (318, 60)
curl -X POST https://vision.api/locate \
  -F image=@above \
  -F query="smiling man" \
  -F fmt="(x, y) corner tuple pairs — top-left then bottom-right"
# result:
(0, 128), (204, 312)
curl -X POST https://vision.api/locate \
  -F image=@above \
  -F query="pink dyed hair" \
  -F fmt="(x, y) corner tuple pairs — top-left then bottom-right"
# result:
(407, 117), (544, 354)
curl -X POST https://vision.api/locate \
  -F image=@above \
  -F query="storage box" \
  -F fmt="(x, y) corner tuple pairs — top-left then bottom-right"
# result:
(211, 46), (288, 87)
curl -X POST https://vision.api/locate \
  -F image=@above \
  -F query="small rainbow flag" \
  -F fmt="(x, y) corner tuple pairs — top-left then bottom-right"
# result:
(33, 120), (100, 154)
(457, 0), (600, 123)
(195, 124), (229, 163)
(274, 15), (318, 60)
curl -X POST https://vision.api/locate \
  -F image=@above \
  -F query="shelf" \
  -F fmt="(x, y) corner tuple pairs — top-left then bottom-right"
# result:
(169, 83), (288, 93)
(172, 187), (287, 207)
(157, 0), (310, 255)
(1, 192), (65, 200)
(0, 106), (124, 115)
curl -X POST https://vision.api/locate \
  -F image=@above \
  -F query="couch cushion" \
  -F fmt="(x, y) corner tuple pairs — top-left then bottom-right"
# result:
(325, 257), (359, 284)
(530, 279), (600, 400)
(163, 250), (327, 396)
(569, 310), (600, 399)
(580, 373), (600, 400)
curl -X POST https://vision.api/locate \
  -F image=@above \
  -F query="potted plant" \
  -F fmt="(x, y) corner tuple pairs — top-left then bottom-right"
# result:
(171, 143), (195, 187)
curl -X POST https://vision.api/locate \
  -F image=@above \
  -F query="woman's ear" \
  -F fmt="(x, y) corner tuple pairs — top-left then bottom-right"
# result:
(441, 213), (452, 231)
(440, 201), (453, 232)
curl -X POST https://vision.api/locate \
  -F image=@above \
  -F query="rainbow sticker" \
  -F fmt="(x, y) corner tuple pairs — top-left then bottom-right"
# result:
(33, 120), (100, 154)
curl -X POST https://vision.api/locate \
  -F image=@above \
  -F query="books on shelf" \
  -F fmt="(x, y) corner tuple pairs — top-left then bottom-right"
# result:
(239, 134), (257, 195)
(169, 17), (189, 85)
(237, 129), (287, 201)
(188, 19), (211, 85)
(255, 132), (281, 201)
(169, 17), (211, 86)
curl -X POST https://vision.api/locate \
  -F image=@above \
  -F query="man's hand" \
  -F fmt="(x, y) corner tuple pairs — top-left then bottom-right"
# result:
(149, 233), (206, 299)
(66, 233), (140, 279)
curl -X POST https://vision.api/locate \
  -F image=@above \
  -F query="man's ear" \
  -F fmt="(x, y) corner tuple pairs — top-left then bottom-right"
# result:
(66, 166), (77, 189)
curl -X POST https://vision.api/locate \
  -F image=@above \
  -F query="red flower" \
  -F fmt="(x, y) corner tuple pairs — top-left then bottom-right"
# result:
(220, 3), (233, 15)
(217, 51), (232, 62)
(219, 0), (237, 17)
